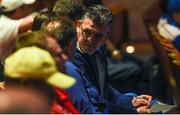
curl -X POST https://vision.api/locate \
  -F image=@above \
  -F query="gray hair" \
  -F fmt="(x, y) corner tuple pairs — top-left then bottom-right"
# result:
(81, 4), (113, 26)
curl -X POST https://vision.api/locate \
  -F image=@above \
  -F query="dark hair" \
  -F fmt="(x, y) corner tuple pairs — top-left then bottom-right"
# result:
(14, 31), (49, 52)
(83, 0), (102, 7)
(40, 16), (76, 51)
(159, 0), (170, 13)
(53, 0), (84, 21)
(81, 4), (113, 26)
(32, 11), (58, 31)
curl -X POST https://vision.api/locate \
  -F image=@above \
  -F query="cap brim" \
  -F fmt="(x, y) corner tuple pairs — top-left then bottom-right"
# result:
(46, 72), (76, 89)
(23, 0), (36, 5)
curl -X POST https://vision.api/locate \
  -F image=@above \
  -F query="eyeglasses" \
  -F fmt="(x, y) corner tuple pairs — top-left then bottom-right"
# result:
(81, 26), (108, 43)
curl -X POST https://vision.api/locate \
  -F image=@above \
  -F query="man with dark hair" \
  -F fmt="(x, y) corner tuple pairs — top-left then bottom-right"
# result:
(32, 11), (58, 31)
(66, 4), (153, 113)
(40, 16), (77, 61)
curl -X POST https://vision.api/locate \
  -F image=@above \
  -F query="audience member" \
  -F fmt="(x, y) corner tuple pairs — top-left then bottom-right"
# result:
(4, 46), (76, 113)
(68, 4), (153, 113)
(158, 0), (180, 51)
(0, 0), (37, 61)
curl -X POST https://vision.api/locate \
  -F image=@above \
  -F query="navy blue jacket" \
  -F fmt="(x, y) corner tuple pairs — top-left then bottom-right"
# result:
(65, 49), (137, 113)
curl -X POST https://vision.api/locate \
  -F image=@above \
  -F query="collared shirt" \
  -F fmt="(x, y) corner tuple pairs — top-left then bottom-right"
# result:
(76, 42), (84, 54)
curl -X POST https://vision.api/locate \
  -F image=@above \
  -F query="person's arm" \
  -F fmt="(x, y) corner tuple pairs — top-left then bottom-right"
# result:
(108, 85), (152, 113)
(107, 85), (137, 113)
(65, 62), (102, 113)
(18, 14), (35, 33)
(66, 81), (101, 113)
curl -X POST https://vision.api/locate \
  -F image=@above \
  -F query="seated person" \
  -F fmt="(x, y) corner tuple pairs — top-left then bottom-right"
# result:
(0, 0), (37, 61)
(4, 46), (76, 113)
(14, 30), (79, 113)
(72, 4), (176, 114)
(158, 0), (180, 51)
(15, 15), (79, 113)
(71, 4), (154, 114)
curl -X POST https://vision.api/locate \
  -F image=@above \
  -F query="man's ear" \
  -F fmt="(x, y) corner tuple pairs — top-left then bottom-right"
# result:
(76, 20), (81, 32)
(77, 20), (82, 27)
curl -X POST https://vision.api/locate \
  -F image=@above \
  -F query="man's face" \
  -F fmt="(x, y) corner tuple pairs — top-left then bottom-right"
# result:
(46, 21), (76, 60)
(45, 36), (67, 72)
(76, 17), (111, 55)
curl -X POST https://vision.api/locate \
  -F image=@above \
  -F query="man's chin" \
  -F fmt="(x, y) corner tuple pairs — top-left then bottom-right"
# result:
(82, 49), (95, 55)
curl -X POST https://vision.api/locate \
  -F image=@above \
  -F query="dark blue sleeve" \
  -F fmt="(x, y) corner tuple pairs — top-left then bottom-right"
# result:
(65, 61), (103, 113)
(108, 85), (137, 113)
(172, 35), (180, 52)
(66, 82), (102, 113)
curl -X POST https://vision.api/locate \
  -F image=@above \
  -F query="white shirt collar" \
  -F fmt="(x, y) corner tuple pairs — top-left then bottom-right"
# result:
(76, 42), (85, 54)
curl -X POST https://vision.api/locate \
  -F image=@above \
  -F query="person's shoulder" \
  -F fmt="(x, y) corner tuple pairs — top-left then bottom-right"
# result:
(75, 49), (89, 63)
(0, 15), (10, 23)
(0, 15), (22, 29)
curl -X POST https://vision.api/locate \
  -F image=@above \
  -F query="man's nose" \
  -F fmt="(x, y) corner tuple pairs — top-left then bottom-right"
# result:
(87, 35), (95, 43)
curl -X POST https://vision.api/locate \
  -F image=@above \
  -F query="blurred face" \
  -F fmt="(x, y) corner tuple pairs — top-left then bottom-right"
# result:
(76, 17), (111, 55)
(46, 21), (76, 60)
(65, 36), (77, 60)
(0, 86), (51, 114)
(45, 36), (67, 72)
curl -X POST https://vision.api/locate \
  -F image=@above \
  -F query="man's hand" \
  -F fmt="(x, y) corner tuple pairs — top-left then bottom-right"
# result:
(136, 106), (151, 114)
(132, 95), (152, 108)
(132, 95), (152, 113)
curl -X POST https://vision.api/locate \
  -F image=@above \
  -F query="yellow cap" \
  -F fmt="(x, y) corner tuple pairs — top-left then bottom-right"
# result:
(4, 46), (75, 89)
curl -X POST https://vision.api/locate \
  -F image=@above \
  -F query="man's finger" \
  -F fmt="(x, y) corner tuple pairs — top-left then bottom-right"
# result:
(132, 98), (149, 108)
(136, 106), (150, 114)
(137, 95), (152, 102)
